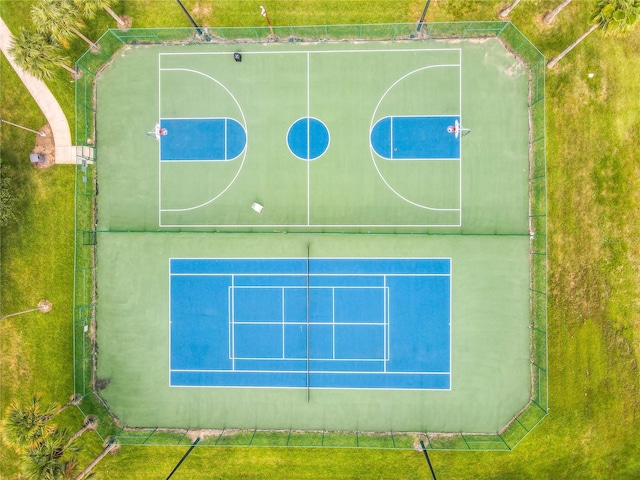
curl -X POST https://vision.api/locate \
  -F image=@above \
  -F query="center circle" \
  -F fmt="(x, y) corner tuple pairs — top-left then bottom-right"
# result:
(286, 117), (330, 161)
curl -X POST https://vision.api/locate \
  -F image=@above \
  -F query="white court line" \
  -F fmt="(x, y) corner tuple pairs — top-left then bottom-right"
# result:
(228, 287), (232, 360)
(170, 384), (452, 392)
(384, 276), (388, 371)
(158, 55), (162, 227)
(158, 50), (461, 227)
(450, 259), (454, 389)
(378, 115), (462, 162)
(161, 222), (462, 228)
(155, 116), (244, 162)
(167, 258), (172, 386)
(160, 116), (237, 120)
(171, 273), (450, 278)
(234, 321), (386, 326)
(307, 51), (311, 225)
(458, 48), (463, 226)
(170, 259), (452, 384)
(228, 287), (400, 362)
(234, 320), (386, 326)
(160, 159), (241, 163)
(387, 285), (391, 364)
(231, 276), (235, 370)
(169, 255), (452, 261)
(158, 67), (248, 214)
(171, 368), (450, 375)
(281, 287), (285, 359)
(231, 356), (386, 362)
(390, 116), (394, 160)
(384, 114), (461, 118)
(230, 283), (390, 286)
(332, 287), (335, 359)
(369, 64), (462, 212)
(372, 157), (461, 162)
(169, 257), (453, 370)
(159, 48), (461, 57)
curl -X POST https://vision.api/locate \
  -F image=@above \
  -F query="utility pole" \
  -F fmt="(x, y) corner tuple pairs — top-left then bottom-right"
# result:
(260, 5), (275, 38)
(416, 0), (432, 33)
(175, 0), (204, 37)
(0, 300), (52, 320)
(0, 116), (46, 136)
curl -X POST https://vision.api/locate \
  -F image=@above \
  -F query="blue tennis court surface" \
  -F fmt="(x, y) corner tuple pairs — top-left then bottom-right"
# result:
(160, 118), (246, 161)
(371, 115), (460, 160)
(170, 258), (451, 390)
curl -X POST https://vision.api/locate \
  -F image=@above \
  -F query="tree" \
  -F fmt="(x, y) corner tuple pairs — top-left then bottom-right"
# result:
(23, 427), (80, 480)
(499, 0), (521, 18)
(73, 0), (126, 26)
(1, 394), (57, 454)
(9, 28), (78, 80)
(74, 439), (117, 480)
(65, 416), (97, 446)
(31, 0), (99, 51)
(548, 0), (640, 68)
(544, 0), (573, 24)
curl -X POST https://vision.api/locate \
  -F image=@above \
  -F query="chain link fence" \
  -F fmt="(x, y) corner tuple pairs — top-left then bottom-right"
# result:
(73, 22), (546, 450)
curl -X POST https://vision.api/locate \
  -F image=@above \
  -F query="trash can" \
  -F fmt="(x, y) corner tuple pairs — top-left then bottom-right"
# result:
(30, 153), (46, 164)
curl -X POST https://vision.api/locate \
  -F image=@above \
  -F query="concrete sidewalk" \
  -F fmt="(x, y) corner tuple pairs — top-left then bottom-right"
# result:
(0, 16), (78, 164)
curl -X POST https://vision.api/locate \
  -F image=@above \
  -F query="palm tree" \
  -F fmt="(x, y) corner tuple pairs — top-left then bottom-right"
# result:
(548, 0), (640, 68)
(544, 0), (574, 24)
(9, 28), (79, 80)
(1, 394), (57, 454)
(65, 416), (97, 446)
(31, 0), (99, 52)
(499, 0), (521, 18)
(73, 0), (126, 26)
(74, 438), (118, 480)
(23, 427), (80, 480)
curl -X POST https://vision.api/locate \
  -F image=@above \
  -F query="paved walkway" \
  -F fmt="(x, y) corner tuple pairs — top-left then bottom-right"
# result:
(0, 16), (77, 164)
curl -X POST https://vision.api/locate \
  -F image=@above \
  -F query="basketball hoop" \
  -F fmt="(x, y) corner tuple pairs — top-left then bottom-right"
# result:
(447, 120), (469, 139)
(447, 122), (459, 139)
(147, 123), (167, 141)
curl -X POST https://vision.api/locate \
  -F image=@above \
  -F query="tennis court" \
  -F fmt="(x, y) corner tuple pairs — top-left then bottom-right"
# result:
(170, 258), (451, 389)
(93, 37), (532, 434)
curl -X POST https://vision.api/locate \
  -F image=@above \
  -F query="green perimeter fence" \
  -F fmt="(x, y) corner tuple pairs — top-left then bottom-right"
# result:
(73, 23), (547, 451)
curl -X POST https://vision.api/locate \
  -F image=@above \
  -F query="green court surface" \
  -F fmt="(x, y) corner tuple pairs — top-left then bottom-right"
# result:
(96, 39), (528, 234)
(94, 37), (532, 433)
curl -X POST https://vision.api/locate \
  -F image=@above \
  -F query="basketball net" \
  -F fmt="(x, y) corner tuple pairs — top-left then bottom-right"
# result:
(447, 120), (470, 139)
(146, 122), (168, 141)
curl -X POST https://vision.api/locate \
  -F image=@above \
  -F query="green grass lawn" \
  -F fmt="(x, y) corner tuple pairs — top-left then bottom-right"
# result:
(2, 0), (640, 478)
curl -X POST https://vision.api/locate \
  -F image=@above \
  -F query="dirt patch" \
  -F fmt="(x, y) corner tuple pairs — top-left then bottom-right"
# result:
(32, 124), (55, 168)
(187, 429), (223, 442)
(117, 15), (133, 31)
(192, 2), (212, 17)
